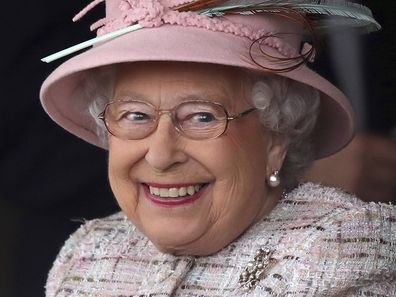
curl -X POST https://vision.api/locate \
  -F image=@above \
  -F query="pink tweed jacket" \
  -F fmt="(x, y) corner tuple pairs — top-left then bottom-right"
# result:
(46, 183), (396, 296)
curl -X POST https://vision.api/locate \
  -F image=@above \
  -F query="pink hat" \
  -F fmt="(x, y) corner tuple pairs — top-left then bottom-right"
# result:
(40, 0), (380, 159)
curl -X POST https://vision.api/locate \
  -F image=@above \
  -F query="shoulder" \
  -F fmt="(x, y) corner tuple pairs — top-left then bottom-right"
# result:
(45, 212), (146, 296)
(284, 183), (395, 234)
(241, 183), (396, 296)
(276, 182), (395, 221)
(50, 212), (133, 257)
(285, 182), (366, 207)
(282, 183), (396, 261)
(285, 183), (396, 295)
(263, 183), (373, 236)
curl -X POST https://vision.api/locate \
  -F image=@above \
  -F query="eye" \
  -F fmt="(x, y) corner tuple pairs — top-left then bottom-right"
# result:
(123, 111), (151, 121)
(117, 111), (154, 125)
(190, 112), (216, 123)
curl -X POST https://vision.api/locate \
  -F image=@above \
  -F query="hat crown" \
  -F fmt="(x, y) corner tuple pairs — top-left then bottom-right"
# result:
(102, 0), (305, 51)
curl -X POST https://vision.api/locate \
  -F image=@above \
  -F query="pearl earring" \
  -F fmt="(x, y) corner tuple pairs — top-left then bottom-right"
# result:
(267, 170), (280, 187)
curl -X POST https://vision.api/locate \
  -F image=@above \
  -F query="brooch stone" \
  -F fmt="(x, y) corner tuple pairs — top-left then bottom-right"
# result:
(239, 248), (272, 289)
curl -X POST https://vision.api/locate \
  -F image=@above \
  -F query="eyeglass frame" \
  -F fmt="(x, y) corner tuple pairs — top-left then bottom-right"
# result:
(97, 99), (257, 140)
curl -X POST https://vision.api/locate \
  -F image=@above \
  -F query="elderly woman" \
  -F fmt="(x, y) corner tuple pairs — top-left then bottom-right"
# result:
(40, 0), (395, 296)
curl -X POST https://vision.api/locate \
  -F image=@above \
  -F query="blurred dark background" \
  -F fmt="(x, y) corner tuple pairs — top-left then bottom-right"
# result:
(0, 1), (395, 296)
(0, 2), (118, 297)
(361, 1), (396, 134)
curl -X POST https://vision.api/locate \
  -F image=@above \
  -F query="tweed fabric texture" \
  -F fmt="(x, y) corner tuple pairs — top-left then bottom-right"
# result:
(46, 183), (396, 296)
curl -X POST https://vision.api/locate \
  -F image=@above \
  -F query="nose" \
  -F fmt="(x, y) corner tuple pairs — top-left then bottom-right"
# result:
(145, 115), (188, 171)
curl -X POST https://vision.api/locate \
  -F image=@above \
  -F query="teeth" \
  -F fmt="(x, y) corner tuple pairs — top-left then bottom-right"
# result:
(179, 187), (187, 196)
(169, 188), (179, 198)
(187, 186), (195, 195)
(148, 184), (204, 198)
(149, 187), (160, 195)
(159, 188), (169, 198)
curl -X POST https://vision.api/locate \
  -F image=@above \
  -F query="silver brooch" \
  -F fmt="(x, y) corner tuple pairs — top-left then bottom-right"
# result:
(239, 248), (273, 289)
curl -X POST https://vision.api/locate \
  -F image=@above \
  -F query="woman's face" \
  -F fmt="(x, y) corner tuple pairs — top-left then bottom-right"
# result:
(108, 62), (286, 256)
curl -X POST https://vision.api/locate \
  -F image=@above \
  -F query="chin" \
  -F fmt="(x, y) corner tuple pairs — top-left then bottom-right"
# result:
(122, 181), (216, 255)
(139, 217), (211, 255)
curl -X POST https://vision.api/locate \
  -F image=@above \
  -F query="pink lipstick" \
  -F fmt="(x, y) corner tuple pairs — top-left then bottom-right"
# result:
(142, 183), (208, 207)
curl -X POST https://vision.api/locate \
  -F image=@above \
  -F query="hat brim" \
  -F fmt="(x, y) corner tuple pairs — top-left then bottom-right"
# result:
(40, 24), (355, 159)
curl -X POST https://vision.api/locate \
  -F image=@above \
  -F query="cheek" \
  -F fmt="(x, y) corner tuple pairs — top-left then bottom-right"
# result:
(107, 138), (145, 213)
(108, 138), (133, 181)
(205, 124), (269, 215)
(225, 119), (270, 181)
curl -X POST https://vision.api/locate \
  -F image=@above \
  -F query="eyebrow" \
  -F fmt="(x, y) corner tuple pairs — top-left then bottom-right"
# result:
(177, 92), (226, 103)
(114, 91), (228, 106)
(114, 92), (149, 102)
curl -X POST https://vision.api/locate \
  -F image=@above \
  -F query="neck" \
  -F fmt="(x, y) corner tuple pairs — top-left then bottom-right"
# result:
(254, 186), (284, 224)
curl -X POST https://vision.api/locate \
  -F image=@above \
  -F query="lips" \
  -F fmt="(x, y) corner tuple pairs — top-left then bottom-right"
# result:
(149, 184), (204, 198)
(142, 183), (208, 207)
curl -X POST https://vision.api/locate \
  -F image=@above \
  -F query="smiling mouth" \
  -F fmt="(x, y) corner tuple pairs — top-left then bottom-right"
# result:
(148, 184), (205, 198)
(142, 183), (209, 206)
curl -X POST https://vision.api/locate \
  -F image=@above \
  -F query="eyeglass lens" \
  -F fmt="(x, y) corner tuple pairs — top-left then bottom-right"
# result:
(104, 100), (228, 140)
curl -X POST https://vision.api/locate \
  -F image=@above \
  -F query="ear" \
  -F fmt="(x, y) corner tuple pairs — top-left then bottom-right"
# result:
(265, 132), (289, 177)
